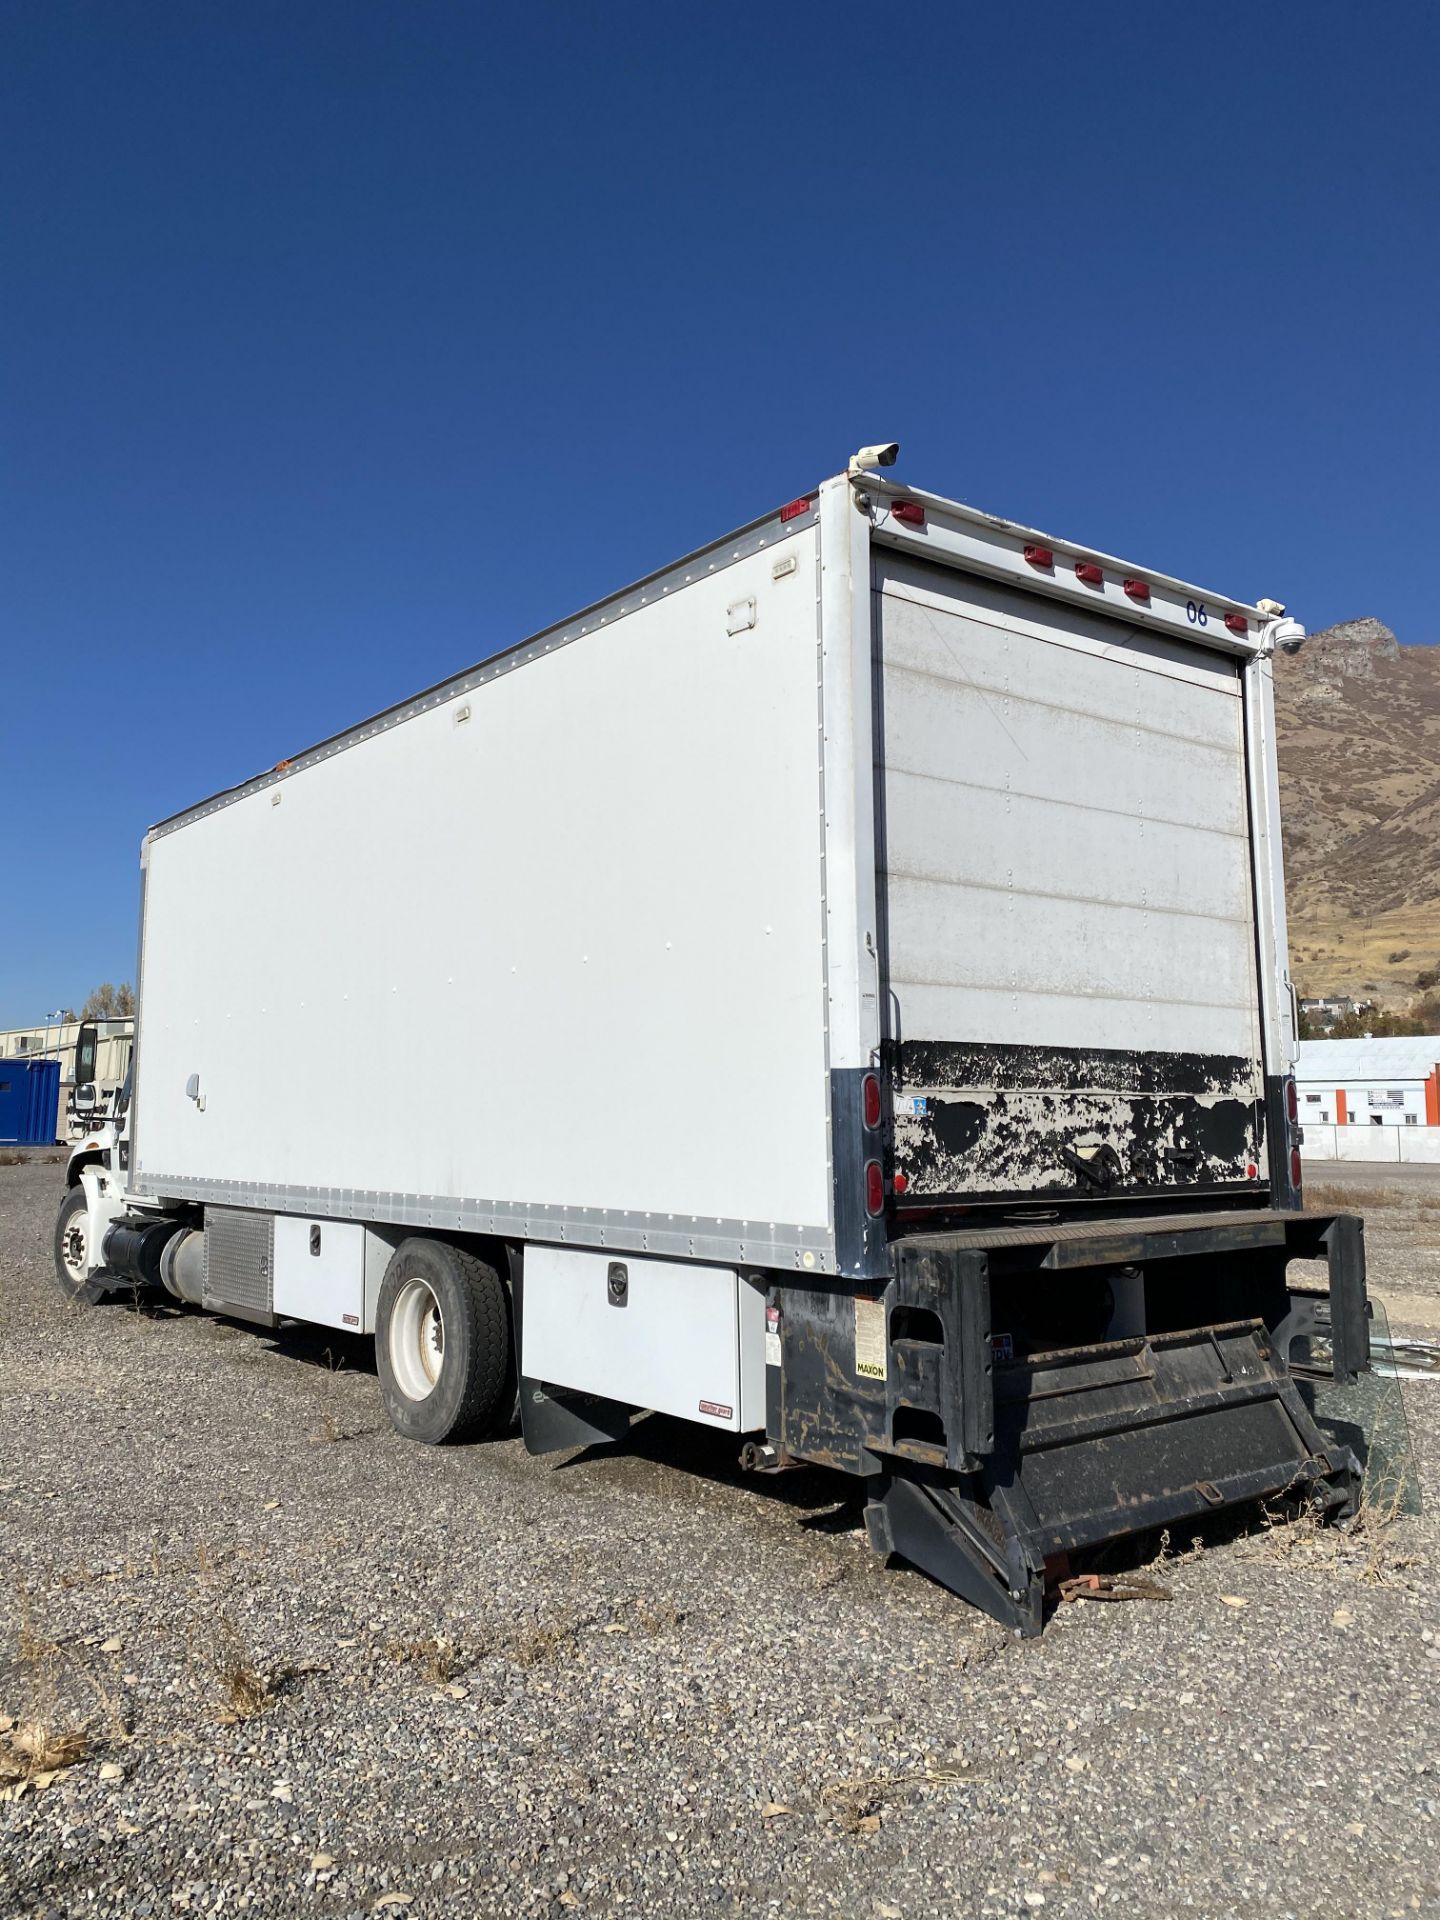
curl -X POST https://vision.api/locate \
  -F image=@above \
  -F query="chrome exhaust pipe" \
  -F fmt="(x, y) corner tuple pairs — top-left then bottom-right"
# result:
(159, 1227), (205, 1305)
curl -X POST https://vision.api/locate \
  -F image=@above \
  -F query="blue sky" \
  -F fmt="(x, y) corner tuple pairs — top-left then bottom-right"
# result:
(2, 0), (1437, 1024)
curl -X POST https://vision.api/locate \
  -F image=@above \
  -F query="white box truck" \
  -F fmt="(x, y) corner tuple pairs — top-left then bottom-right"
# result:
(57, 447), (1369, 1633)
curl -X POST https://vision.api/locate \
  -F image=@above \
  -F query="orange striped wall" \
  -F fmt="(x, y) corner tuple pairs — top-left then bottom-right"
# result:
(1336, 1089), (1348, 1126)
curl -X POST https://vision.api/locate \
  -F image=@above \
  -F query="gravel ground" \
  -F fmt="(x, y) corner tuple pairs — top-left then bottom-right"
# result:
(2, 1161), (1437, 1920)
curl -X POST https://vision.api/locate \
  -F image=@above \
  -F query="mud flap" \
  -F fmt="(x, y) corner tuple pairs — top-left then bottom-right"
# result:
(865, 1320), (1358, 1635)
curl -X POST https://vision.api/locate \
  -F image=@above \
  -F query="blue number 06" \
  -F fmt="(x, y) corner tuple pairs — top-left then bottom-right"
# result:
(1186, 599), (1208, 626)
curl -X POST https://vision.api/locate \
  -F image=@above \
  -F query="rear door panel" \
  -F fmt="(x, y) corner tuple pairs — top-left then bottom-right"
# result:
(874, 554), (1265, 1203)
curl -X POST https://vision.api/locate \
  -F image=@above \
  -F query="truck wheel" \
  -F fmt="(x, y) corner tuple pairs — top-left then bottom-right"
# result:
(375, 1239), (512, 1444)
(53, 1186), (106, 1306)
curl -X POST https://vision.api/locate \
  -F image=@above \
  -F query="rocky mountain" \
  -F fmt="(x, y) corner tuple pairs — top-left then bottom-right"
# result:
(1273, 617), (1440, 1006)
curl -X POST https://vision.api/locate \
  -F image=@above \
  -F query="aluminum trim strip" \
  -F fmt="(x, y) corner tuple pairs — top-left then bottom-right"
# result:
(149, 503), (820, 840)
(128, 838), (150, 1184)
(135, 1173), (837, 1271)
(146, 467), (1273, 844)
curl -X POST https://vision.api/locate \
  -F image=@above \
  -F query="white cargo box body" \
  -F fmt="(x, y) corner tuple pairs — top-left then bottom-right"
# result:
(133, 474), (1297, 1278)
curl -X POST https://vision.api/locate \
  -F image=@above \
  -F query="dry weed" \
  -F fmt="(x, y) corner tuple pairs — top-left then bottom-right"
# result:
(1349, 1476), (1422, 1586)
(631, 1599), (684, 1636)
(1302, 1181), (1395, 1212)
(821, 1761), (981, 1833)
(125, 1534), (232, 1582)
(14, 1584), (64, 1669)
(383, 1635), (462, 1683)
(2, 1588), (93, 1789)
(73, 1662), (131, 1747)
(207, 1614), (286, 1724)
(312, 1351), (353, 1445)
(1242, 1474), (1421, 1587)
(1156, 1527), (1205, 1565)
(508, 1617), (581, 1669)
(1, 1721), (89, 1779)
(382, 1596), (677, 1687)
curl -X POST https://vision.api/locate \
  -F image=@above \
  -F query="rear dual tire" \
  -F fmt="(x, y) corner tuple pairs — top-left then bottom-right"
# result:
(374, 1238), (514, 1444)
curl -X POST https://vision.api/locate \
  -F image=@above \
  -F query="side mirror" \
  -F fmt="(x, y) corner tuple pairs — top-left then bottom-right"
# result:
(74, 1083), (97, 1113)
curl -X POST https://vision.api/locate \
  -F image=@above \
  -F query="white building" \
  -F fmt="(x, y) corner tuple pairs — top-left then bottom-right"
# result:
(1296, 1036), (1440, 1163)
(1297, 994), (1372, 1031)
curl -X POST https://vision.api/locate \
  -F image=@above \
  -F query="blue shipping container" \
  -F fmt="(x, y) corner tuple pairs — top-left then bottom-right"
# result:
(0, 1058), (61, 1145)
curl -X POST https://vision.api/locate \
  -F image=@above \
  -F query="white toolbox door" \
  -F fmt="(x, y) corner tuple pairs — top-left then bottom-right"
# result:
(522, 1247), (765, 1431)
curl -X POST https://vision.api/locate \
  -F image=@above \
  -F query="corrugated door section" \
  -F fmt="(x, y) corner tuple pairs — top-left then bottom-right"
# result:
(873, 554), (1266, 1203)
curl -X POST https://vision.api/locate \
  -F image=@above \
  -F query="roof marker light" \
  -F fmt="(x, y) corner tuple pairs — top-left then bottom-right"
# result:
(1224, 612), (1249, 636)
(1023, 544), (1054, 570)
(1122, 578), (1150, 604)
(1075, 560), (1104, 586)
(892, 501), (926, 527)
(778, 497), (811, 523)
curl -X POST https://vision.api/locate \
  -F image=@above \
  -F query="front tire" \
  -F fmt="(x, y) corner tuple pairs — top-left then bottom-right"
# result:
(53, 1186), (106, 1306)
(374, 1239), (512, 1444)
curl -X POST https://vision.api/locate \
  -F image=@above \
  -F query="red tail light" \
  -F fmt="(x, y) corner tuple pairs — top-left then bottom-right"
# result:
(1075, 560), (1104, 585)
(862, 1073), (882, 1129)
(1290, 1147), (1304, 1193)
(1224, 612), (1249, 636)
(892, 501), (926, 526)
(864, 1161), (885, 1216)
(778, 497), (811, 522)
(893, 1172), (909, 1195)
(1123, 578), (1150, 604)
(1023, 544), (1054, 569)
(1286, 1078), (1299, 1125)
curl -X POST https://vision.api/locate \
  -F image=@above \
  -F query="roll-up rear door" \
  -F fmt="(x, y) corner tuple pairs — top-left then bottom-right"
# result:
(873, 554), (1265, 1204)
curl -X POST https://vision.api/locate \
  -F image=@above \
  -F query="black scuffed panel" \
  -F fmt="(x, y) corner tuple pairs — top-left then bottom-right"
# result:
(890, 1040), (1265, 1201)
(896, 1039), (1257, 1099)
(776, 1283), (887, 1477)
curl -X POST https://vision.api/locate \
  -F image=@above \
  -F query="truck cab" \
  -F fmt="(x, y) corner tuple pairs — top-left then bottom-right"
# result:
(65, 1065), (130, 1187)
(65, 1018), (135, 1138)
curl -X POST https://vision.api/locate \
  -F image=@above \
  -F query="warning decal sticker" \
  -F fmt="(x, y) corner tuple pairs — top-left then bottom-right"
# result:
(854, 1296), (887, 1381)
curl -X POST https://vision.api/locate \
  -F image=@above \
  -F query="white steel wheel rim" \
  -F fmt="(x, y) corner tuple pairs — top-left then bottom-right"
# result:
(390, 1277), (445, 1402)
(61, 1210), (89, 1281)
